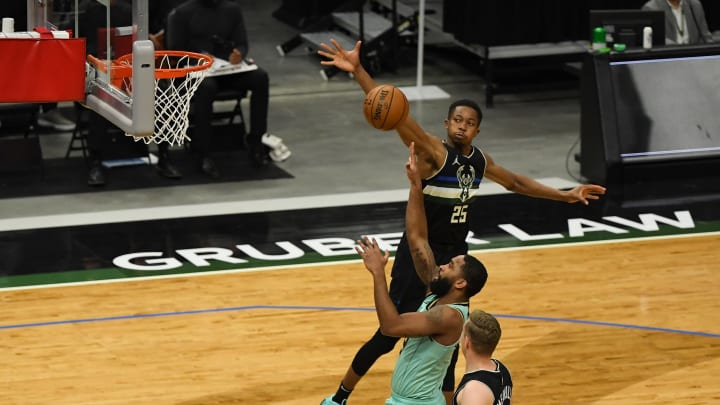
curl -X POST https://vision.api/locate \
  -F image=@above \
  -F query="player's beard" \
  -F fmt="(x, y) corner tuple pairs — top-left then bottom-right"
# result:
(429, 276), (452, 297)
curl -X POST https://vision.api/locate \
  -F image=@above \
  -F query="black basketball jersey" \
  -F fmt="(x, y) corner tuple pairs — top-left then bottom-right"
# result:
(452, 359), (513, 405)
(388, 142), (487, 306)
(422, 142), (487, 249)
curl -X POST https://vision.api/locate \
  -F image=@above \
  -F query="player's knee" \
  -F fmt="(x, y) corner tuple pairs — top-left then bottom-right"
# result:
(351, 332), (399, 375)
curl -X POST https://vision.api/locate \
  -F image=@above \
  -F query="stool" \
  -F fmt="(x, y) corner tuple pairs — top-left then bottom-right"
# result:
(65, 103), (89, 160)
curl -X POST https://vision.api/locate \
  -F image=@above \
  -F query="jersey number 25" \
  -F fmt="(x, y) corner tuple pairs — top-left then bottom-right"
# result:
(450, 205), (468, 224)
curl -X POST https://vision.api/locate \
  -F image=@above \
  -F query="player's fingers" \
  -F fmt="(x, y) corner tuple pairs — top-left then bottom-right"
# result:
(331, 38), (344, 50)
(318, 42), (334, 53)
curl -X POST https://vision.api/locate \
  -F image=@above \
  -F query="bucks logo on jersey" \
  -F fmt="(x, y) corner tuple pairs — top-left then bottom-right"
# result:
(457, 164), (476, 203)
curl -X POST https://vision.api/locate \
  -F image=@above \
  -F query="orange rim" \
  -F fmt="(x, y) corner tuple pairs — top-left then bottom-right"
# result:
(88, 50), (213, 80)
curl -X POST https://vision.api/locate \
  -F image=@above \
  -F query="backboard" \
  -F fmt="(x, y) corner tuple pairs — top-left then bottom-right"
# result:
(20, 0), (156, 137)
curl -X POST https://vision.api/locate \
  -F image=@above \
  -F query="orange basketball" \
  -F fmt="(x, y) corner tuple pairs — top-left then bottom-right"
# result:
(363, 84), (410, 131)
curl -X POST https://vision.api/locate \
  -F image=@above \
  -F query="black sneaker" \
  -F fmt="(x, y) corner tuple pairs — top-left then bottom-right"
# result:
(199, 157), (220, 179)
(156, 160), (182, 179)
(87, 164), (106, 187)
(248, 142), (269, 168)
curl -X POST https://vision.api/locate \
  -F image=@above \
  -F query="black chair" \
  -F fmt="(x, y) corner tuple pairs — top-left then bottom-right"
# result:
(212, 88), (248, 128)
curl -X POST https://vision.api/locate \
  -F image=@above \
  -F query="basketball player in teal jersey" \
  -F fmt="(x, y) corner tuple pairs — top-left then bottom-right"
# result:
(318, 40), (606, 404)
(354, 142), (488, 405)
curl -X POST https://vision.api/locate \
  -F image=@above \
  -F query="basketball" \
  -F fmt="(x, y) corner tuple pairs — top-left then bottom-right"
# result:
(363, 84), (410, 131)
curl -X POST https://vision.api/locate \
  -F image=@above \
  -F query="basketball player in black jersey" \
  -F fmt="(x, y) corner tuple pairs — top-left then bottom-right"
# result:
(318, 39), (605, 405)
(453, 310), (512, 405)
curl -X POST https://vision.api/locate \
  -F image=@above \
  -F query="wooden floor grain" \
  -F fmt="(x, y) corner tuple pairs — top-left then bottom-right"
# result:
(2, 234), (719, 404)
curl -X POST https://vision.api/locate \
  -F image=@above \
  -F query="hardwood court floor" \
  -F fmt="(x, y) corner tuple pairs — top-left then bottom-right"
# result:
(1, 234), (719, 404)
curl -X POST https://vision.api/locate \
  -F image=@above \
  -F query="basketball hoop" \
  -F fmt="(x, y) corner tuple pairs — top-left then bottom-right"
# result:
(87, 50), (213, 145)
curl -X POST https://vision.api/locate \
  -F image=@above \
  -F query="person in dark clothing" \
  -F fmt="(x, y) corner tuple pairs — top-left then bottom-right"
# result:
(452, 310), (512, 405)
(166, 0), (274, 177)
(318, 39), (606, 405)
(79, 0), (181, 186)
(642, 0), (714, 45)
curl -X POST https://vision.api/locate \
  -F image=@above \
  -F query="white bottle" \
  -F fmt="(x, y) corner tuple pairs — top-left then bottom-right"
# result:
(643, 26), (653, 49)
(2, 17), (15, 34)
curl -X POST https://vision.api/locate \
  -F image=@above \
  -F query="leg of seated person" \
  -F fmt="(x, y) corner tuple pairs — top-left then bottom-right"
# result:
(191, 76), (220, 178)
(86, 111), (109, 186)
(222, 68), (270, 167)
(156, 142), (182, 179)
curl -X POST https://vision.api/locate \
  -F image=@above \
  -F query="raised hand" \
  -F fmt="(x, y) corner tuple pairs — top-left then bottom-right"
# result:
(318, 39), (362, 73)
(355, 236), (389, 277)
(405, 142), (422, 189)
(567, 184), (607, 205)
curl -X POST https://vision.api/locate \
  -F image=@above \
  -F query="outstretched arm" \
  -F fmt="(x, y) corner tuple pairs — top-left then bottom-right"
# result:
(405, 143), (437, 286)
(484, 152), (606, 204)
(318, 40), (446, 177)
(356, 236), (460, 340)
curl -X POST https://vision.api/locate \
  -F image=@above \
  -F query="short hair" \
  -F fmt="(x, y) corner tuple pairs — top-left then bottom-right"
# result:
(447, 99), (483, 123)
(465, 309), (502, 356)
(461, 254), (488, 299)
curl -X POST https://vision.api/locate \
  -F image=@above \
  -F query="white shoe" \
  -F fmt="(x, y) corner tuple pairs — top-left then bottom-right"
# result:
(37, 109), (76, 131)
(261, 133), (291, 162)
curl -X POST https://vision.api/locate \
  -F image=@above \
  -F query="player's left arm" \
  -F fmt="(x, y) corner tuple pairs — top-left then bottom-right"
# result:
(483, 151), (606, 205)
(405, 143), (437, 285)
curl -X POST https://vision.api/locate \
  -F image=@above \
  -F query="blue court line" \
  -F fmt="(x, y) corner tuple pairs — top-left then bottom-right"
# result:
(1, 305), (719, 339)
(495, 313), (720, 339)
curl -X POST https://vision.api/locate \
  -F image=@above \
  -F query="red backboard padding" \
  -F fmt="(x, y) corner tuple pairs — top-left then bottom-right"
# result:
(0, 38), (86, 103)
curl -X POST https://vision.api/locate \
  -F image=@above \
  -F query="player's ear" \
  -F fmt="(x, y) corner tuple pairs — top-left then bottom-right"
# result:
(454, 278), (467, 290)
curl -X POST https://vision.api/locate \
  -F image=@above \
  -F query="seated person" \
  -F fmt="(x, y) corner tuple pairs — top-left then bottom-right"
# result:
(78, 0), (181, 186)
(642, 0), (714, 44)
(166, 0), (278, 178)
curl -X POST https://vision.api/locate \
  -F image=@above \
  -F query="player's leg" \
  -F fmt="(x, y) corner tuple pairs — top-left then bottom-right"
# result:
(322, 329), (400, 405)
(322, 238), (426, 405)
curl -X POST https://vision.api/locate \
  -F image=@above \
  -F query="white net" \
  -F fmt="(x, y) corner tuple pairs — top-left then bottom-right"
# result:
(120, 52), (211, 146)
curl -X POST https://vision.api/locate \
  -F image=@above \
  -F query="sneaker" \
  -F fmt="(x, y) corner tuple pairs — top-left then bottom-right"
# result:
(199, 156), (220, 179)
(248, 141), (270, 168)
(261, 133), (291, 162)
(320, 396), (346, 405)
(87, 163), (106, 187)
(156, 157), (182, 179)
(38, 109), (76, 131)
